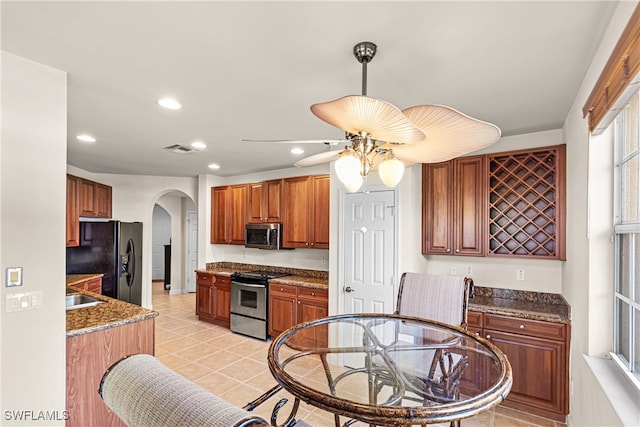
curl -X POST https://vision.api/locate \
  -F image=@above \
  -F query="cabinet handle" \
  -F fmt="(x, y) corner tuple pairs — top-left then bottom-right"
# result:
(486, 334), (491, 339)
(280, 288), (284, 292)
(519, 324), (525, 329)
(310, 242), (314, 246)
(311, 292), (315, 296)
(455, 249), (460, 253)
(446, 249), (451, 253)
(297, 301), (300, 304)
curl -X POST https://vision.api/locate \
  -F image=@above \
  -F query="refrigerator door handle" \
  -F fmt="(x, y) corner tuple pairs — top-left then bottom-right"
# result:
(122, 238), (136, 287)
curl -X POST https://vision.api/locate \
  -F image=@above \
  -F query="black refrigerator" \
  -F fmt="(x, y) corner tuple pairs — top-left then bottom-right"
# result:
(66, 220), (143, 306)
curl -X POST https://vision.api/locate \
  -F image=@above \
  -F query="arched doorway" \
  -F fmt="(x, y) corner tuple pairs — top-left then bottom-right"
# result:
(151, 191), (197, 303)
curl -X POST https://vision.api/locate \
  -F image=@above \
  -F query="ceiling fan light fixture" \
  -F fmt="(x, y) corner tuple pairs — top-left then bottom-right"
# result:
(335, 150), (364, 193)
(378, 156), (405, 188)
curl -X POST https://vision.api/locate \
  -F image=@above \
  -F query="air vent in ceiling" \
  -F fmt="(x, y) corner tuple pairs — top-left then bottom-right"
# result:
(163, 144), (196, 154)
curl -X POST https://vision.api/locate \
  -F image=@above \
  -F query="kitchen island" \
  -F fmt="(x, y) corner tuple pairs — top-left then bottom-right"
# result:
(66, 281), (158, 427)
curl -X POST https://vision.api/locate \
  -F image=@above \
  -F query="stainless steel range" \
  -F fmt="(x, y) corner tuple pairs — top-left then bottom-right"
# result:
(230, 271), (289, 340)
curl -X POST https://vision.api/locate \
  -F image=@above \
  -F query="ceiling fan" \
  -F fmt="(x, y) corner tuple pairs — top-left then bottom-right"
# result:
(245, 41), (501, 192)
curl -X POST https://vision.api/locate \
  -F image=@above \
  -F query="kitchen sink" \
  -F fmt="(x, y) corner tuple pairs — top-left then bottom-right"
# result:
(66, 294), (104, 310)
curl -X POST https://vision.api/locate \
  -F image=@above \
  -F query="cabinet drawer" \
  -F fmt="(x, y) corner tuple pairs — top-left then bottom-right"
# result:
(467, 311), (483, 328)
(196, 273), (215, 285)
(298, 287), (328, 301)
(484, 314), (566, 341)
(214, 275), (231, 286)
(270, 283), (297, 296)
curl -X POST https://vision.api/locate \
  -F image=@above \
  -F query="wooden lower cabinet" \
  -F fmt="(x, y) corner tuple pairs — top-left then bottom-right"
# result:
(196, 272), (230, 327)
(71, 277), (102, 294)
(268, 284), (328, 346)
(462, 311), (569, 422)
(66, 318), (154, 427)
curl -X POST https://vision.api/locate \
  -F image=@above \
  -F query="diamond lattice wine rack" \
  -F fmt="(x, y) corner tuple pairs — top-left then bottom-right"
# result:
(487, 145), (566, 259)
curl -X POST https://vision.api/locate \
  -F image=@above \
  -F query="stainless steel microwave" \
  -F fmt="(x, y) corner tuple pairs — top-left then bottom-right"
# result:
(245, 223), (283, 250)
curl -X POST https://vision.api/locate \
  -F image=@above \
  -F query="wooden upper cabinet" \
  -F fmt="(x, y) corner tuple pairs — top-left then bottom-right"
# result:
(310, 175), (330, 248)
(211, 186), (229, 244)
(282, 175), (329, 248)
(210, 184), (248, 245)
(78, 177), (112, 218)
(67, 175), (111, 246)
(66, 175), (80, 247)
(248, 179), (283, 223)
(422, 156), (485, 256)
(487, 145), (566, 260)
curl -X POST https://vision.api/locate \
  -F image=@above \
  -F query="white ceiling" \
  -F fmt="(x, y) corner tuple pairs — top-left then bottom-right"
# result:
(1, 1), (617, 178)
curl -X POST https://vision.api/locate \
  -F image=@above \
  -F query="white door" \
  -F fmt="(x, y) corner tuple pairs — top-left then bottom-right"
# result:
(152, 205), (171, 280)
(186, 211), (198, 293)
(340, 189), (397, 366)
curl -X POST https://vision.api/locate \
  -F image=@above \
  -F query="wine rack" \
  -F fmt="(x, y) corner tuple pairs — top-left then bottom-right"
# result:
(487, 145), (566, 259)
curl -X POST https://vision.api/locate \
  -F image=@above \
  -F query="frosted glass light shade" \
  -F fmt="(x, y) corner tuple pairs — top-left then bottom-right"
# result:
(335, 153), (364, 192)
(378, 157), (405, 187)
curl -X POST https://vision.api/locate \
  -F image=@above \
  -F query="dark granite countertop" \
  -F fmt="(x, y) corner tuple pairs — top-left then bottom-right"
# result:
(197, 262), (329, 290)
(196, 263), (569, 324)
(66, 286), (158, 337)
(469, 286), (570, 324)
(66, 273), (104, 287)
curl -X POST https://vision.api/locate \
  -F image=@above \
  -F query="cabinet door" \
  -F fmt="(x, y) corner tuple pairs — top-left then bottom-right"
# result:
(229, 184), (249, 245)
(460, 311), (485, 396)
(196, 281), (214, 320)
(282, 176), (312, 248)
(486, 329), (567, 418)
(264, 179), (283, 222)
(66, 175), (80, 247)
(269, 284), (297, 338)
(453, 156), (485, 256)
(213, 276), (231, 327)
(310, 175), (330, 248)
(79, 179), (97, 217)
(422, 162), (453, 254)
(211, 186), (229, 243)
(248, 182), (265, 223)
(296, 288), (328, 347)
(95, 183), (112, 218)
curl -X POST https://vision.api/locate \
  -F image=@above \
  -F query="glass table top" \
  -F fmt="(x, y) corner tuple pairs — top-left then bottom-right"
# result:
(268, 313), (512, 426)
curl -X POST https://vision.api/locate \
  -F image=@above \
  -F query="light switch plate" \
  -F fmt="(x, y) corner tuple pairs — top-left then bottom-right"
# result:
(6, 267), (22, 287)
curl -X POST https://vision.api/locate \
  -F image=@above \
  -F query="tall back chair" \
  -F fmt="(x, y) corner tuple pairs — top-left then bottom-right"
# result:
(395, 272), (471, 328)
(372, 273), (473, 427)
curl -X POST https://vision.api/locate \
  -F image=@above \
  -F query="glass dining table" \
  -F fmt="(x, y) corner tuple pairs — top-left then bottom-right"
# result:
(247, 313), (512, 427)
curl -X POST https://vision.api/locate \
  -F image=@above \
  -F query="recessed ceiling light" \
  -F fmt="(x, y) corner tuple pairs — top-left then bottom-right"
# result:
(191, 141), (207, 150)
(77, 134), (96, 143)
(290, 147), (304, 155)
(158, 97), (181, 110)
(208, 163), (221, 170)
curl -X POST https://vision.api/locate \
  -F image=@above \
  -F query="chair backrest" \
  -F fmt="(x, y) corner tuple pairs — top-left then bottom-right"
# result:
(395, 272), (471, 328)
(99, 354), (269, 427)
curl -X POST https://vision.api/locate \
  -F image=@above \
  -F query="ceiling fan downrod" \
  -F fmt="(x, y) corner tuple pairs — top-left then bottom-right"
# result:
(353, 41), (377, 96)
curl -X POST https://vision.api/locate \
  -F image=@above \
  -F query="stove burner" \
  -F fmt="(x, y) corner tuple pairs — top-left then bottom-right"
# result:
(232, 271), (289, 281)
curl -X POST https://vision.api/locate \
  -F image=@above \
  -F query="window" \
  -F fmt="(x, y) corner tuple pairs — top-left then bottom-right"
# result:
(613, 89), (640, 386)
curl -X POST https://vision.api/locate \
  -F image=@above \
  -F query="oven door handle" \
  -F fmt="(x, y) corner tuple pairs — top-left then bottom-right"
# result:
(233, 282), (266, 288)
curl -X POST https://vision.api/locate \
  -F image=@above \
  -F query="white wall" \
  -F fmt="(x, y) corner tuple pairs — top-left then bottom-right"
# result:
(561, 2), (638, 425)
(1, 52), (67, 426)
(396, 129), (565, 293)
(199, 163), (331, 271)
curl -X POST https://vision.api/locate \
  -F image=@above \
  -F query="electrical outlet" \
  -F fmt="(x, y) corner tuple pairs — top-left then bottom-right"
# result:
(450, 265), (457, 275)
(516, 269), (525, 281)
(320, 256), (327, 265)
(465, 265), (473, 276)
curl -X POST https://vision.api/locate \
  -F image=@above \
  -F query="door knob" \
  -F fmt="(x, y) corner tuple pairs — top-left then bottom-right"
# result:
(344, 286), (354, 293)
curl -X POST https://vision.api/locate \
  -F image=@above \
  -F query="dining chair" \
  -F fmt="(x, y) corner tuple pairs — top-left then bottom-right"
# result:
(370, 273), (472, 426)
(99, 354), (311, 427)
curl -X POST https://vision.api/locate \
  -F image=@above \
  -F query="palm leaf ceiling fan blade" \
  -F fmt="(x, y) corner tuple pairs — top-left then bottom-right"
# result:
(392, 105), (502, 163)
(310, 95), (425, 143)
(294, 150), (340, 167)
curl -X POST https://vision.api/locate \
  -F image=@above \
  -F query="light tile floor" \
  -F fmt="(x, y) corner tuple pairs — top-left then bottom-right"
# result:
(152, 282), (567, 427)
